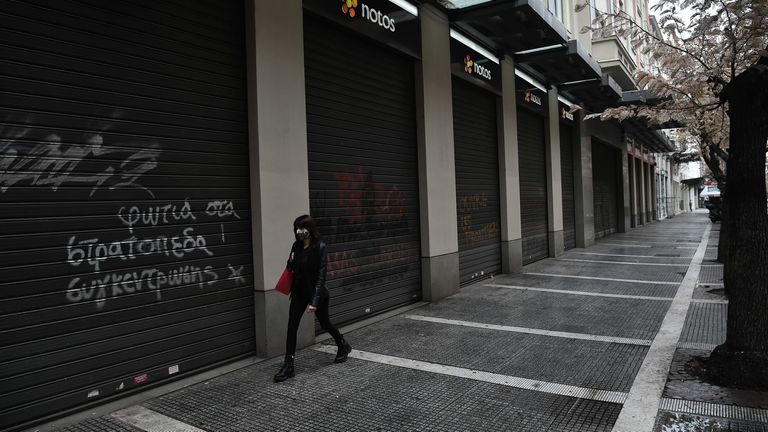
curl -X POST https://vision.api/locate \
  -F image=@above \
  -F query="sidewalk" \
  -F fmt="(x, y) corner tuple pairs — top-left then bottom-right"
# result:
(45, 213), (768, 432)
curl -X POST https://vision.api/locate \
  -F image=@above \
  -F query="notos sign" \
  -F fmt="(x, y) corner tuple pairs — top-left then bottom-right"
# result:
(361, 3), (396, 32)
(559, 104), (574, 122)
(464, 55), (492, 79)
(450, 38), (501, 94)
(305, 0), (420, 59)
(524, 90), (542, 106)
(343, 0), (397, 32)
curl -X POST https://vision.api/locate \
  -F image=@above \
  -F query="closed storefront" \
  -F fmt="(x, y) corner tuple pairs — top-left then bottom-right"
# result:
(628, 153), (637, 227)
(559, 105), (576, 250)
(0, 1), (252, 429)
(636, 157), (644, 224)
(450, 43), (502, 285)
(517, 84), (549, 264)
(303, 5), (422, 327)
(592, 140), (620, 238)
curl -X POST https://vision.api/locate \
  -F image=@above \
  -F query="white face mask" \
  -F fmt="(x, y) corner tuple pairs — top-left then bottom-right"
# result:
(295, 228), (310, 240)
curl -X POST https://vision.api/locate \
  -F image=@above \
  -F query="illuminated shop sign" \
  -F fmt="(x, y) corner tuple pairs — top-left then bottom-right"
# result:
(305, 0), (420, 58)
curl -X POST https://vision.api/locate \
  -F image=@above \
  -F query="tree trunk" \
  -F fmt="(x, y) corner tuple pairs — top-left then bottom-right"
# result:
(710, 63), (768, 387)
(718, 192), (728, 295)
(717, 196), (727, 263)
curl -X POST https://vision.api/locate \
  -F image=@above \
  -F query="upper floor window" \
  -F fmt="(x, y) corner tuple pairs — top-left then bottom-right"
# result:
(548, 0), (563, 21)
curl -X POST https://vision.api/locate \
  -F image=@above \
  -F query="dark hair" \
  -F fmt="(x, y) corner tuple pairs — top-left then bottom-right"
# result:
(293, 214), (321, 245)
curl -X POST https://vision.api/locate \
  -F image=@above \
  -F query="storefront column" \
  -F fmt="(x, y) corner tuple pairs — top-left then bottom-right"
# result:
(416, 4), (460, 301)
(638, 155), (646, 224)
(628, 153), (637, 227)
(646, 161), (654, 221)
(246, 0), (314, 358)
(574, 111), (595, 247)
(651, 165), (658, 220)
(545, 88), (564, 256)
(619, 149), (631, 232)
(498, 56), (523, 273)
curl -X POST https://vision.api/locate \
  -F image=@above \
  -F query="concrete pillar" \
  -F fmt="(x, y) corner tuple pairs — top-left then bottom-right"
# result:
(628, 153), (637, 227)
(618, 149), (631, 232)
(245, 0), (314, 358)
(574, 111), (594, 247)
(416, 4), (460, 301)
(651, 165), (658, 220)
(498, 56), (523, 273)
(646, 162), (654, 221)
(545, 88), (564, 256)
(637, 156), (646, 224)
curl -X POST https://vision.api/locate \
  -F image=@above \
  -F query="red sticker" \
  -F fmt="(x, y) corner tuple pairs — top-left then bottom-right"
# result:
(133, 373), (149, 385)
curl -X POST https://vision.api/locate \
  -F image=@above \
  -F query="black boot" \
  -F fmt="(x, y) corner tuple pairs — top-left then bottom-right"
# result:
(334, 339), (352, 363)
(273, 355), (295, 382)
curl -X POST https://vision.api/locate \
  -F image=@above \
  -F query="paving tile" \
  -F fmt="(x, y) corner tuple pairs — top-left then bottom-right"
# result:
(55, 417), (144, 432)
(339, 315), (648, 392)
(680, 303), (728, 346)
(522, 259), (687, 284)
(143, 350), (622, 432)
(416, 284), (672, 340)
(493, 272), (680, 298)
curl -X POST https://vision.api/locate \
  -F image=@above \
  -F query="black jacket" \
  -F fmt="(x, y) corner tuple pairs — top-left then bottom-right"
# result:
(286, 240), (328, 306)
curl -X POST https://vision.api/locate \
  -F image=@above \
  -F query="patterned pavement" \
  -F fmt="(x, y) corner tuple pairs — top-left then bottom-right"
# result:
(49, 213), (768, 432)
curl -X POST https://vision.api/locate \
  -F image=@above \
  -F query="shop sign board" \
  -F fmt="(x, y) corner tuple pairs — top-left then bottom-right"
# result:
(449, 37), (501, 94)
(304, 0), (421, 58)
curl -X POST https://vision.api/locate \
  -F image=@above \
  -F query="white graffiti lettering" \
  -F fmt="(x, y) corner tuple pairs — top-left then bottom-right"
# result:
(205, 199), (241, 220)
(118, 199), (197, 234)
(0, 128), (160, 197)
(65, 264), (219, 309)
(227, 264), (245, 285)
(66, 227), (214, 272)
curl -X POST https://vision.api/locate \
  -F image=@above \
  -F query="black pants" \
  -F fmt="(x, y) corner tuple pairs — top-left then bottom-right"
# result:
(285, 293), (343, 357)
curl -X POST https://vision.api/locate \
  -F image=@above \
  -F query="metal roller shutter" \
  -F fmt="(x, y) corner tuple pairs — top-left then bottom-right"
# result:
(629, 154), (636, 227)
(636, 158), (644, 224)
(517, 110), (549, 265)
(592, 141), (619, 238)
(452, 78), (501, 285)
(304, 16), (421, 327)
(0, 1), (252, 430)
(560, 124), (576, 250)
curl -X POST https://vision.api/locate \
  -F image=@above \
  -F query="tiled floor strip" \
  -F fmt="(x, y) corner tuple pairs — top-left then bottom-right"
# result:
(611, 224), (711, 432)
(598, 243), (654, 248)
(692, 299), (729, 304)
(111, 406), (207, 432)
(313, 345), (629, 404)
(659, 398), (768, 423)
(523, 272), (680, 285)
(403, 314), (654, 346)
(557, 258), (690, 267)
(676, 342), (719, 350)
(575, 252), (691, 259)
(485, 283), (673, 301)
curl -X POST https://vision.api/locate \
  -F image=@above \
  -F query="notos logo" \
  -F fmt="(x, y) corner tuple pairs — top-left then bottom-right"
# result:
(341, 0), (358, 17)
(342, 0), (396, 32)
(524, 90), (542, 106)
(464, 54), (492, 80)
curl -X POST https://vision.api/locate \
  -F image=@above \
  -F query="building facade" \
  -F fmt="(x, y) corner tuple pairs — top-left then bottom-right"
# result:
(0, 0), (672, 430)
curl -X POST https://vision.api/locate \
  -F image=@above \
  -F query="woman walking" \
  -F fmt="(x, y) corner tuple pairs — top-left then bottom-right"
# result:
(274, 214), (352, 382)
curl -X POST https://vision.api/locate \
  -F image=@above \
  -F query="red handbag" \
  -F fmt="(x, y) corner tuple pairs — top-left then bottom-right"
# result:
(275, 268), (293, 295)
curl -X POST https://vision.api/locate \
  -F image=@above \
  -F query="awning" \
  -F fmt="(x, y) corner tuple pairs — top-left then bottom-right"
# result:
(682, 177), (705, 186)
(622, 118), (675, 153)
(558, 74), (623, 111)
(448, 0), (568, 54)
(516, 40), (601, 86)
